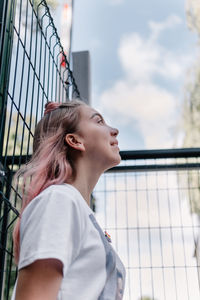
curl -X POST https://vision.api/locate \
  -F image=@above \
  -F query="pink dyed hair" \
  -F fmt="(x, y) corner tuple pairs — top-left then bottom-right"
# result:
(13, 99), (85, 264)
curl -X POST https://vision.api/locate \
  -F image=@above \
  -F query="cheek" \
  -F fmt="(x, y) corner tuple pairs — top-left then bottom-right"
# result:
(82, 125), (110, 149)
(91, 128), (109, 141)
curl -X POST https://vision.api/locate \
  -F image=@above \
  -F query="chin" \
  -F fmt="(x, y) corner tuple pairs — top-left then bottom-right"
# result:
(110, 153), (121, 168)
(115, 156), (121, 166)
(102, 152), (121, 172)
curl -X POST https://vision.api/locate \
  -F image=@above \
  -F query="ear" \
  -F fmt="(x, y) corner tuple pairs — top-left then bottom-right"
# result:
(65, 133), (85, 152)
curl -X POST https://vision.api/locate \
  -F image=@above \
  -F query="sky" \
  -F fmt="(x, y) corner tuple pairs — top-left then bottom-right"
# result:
(71, 0), (198, 151)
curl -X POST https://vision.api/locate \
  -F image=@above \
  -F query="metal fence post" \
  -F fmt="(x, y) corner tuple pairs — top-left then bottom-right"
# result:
(0, 0), (16, 298)
(0, 0), (16, 156)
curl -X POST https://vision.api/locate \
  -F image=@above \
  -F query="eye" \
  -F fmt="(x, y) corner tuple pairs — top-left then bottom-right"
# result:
(97, 118), (104, 124)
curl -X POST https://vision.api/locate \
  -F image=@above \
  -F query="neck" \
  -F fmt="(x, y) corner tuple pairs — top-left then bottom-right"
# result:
(69, 160), (103, 207)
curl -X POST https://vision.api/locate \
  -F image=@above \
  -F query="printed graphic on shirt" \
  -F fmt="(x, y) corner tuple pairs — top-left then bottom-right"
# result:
(89, 214), (125, 300)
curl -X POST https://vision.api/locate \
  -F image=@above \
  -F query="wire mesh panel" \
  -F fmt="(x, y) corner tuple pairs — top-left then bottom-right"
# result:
(1, 2), (200, 300)
(93, 152), (200, 300)
(0, 0), (79, 298)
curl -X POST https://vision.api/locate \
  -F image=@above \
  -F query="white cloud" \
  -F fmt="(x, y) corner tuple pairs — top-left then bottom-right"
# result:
(100, 81), (177, 148)
(149, 14), (182, 41)
(118, 33), (160, 82)
(98, 14), (193, 148)
(118, 20), (191, 83)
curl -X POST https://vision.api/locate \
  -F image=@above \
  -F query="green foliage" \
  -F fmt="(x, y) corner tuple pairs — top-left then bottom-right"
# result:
(181, 0), (200, 215)
(183, 0), (200, 148)
(186, 0), (200, 35)
(32, 0), (58, 11)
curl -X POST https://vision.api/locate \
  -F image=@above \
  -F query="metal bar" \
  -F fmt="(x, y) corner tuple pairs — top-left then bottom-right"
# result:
(26, 3), (38, 158)
(176, 171), (190, 298)
(155, 169), (167, 300)
(1, 171), (14, 300)
(10, 0), (29, 174)
(186, 159), (200, 294)
(19, 0), (35, 167)
(103, 225), (200, 230)
(5, 241), (14, 300)
(120, 148), (200, 160)
(3, 148), (200, 165)
(3, 0), (22, 172)
(126, 266), (200, 270)
(0, 0), (16, 158)
(145, 172), (155, 298)
(3, 154), (200, 170)
(109, 163), (200, 172)
(0, 168), (12, 299)
(124, 171), (131, 299)
(166, 171), (178, 300)
(0, 0), (17, 297)
(135, 171), (143, 298)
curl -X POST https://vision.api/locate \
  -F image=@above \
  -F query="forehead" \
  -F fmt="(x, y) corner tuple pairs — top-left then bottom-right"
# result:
(79, 105), (101, 119)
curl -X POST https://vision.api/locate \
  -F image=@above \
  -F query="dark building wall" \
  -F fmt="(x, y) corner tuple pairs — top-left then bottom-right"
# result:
(72, 51), (91, 104)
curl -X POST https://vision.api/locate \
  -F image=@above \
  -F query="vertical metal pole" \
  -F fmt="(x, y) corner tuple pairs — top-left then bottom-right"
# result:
(0, 0), (16, 298)
(0, 0), (16, 156)
(0, 169), (12, 300)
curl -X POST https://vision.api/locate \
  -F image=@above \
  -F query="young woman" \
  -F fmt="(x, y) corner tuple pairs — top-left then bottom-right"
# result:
(11, 99), (126, 300)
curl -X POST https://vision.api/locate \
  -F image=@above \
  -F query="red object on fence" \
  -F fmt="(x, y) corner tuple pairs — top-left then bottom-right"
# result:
(61, 53), (67, 68)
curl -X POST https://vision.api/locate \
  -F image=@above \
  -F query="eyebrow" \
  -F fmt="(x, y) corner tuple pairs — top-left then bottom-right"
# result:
(90, 112), (104, 120)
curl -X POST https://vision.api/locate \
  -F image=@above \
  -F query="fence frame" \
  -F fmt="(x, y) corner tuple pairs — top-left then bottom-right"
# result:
(1, 1), (200, 299)
(0, 0), (17, 297)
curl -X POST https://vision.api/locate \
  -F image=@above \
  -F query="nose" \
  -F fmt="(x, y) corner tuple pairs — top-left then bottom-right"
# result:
(111, 127), (119, 137)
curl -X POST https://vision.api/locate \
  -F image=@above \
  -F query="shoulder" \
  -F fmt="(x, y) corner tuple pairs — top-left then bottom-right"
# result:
(40, 183), (80, 201)
(20, 184), (92, 239)
(21, 184), (86, 224)
(26, 184), (82, 210)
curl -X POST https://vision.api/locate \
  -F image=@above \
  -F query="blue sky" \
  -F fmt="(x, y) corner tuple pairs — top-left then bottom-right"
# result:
(72, 0), (197, 151)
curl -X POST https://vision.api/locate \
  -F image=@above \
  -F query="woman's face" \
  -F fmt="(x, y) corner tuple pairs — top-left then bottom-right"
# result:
(77, 104), (121, 171)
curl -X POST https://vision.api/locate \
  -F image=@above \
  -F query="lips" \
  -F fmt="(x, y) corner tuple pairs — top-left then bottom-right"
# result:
(111, 140), (119, 151)
(111, 140), (118, 146)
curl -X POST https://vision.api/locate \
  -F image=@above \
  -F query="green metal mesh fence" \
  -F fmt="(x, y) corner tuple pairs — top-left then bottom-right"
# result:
(94, 150), (200, 300)
(0, 0), (79, 298)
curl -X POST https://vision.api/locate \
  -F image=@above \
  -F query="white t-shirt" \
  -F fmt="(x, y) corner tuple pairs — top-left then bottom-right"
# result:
(11, 184), (126, 300)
